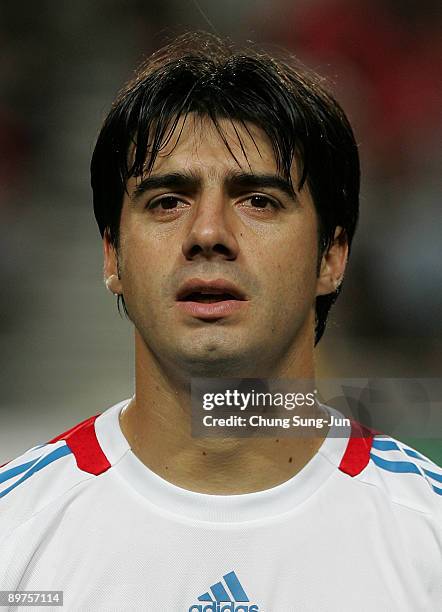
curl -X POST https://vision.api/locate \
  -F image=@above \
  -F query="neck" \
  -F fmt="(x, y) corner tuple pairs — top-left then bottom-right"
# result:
(119, 329), (328, 495)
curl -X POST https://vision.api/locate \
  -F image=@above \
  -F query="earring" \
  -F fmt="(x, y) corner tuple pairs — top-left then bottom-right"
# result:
(105, 274), (120, 295)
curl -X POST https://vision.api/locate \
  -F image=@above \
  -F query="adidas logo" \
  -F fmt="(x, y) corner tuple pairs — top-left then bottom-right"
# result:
(189, 571), (259, 612)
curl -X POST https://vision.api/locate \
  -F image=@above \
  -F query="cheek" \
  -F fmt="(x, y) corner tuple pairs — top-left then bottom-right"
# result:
(265, 223), (319, 295)
(119, 238), (165, 311)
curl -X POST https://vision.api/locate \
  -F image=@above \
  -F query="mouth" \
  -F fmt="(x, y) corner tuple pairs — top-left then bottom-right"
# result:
(176, 278), (246, 302)
(179, 291), (241, 303)
(176, 279), (248, 319)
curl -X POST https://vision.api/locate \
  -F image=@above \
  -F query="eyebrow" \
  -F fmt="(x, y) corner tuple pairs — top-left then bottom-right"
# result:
(228, 172), (297, 200)
(131, 172), (198, 200)
(131, 171), (297, 202)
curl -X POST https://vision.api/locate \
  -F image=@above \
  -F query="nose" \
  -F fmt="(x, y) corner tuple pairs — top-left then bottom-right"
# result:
(181, 192), (239, 261)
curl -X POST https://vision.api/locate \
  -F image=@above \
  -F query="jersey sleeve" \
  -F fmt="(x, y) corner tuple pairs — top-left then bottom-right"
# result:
(0, 413), (111, 543)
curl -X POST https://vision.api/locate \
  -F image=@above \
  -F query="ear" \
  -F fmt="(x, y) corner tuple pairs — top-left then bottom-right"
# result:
(316, 226), (349, 297)
(103, 230), (123, 295)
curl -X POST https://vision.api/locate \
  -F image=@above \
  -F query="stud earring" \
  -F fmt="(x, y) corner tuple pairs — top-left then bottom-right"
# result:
(105, 274), (120, 295)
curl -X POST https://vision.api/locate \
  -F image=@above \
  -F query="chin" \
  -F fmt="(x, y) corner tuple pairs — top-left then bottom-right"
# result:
(176, 345), (265, 378)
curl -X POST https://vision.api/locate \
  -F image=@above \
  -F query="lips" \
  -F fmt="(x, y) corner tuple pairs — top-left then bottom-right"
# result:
(176, 279), (246, 303)
(175, 278), (248, 319)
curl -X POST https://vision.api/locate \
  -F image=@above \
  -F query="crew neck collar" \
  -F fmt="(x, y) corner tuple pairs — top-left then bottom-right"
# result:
(94, 398), (350, 524)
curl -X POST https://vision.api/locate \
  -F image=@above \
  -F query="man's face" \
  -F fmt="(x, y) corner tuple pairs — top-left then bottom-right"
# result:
(104, 114), (338, 376)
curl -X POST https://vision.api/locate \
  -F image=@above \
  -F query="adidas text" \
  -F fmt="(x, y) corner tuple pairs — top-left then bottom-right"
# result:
(189, 605), (259, 612)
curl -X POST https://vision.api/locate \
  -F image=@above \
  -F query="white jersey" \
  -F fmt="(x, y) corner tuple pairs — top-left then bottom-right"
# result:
(0, 399), (441, 612)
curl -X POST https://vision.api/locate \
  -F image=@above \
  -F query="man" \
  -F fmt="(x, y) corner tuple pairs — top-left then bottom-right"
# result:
(1, 33), (440, 611)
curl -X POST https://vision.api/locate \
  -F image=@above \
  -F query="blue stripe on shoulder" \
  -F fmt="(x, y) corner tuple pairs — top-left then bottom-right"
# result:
(422, 468), (442, 484)
(370, 441), (442, 497)
(0, 445), (72, 499)
(370, 453), (421, 475)
(403, 448), (430, 463)
(371, 440), (400, 451)
(0, 457), (41, 484)
(372, 439), (431, 464)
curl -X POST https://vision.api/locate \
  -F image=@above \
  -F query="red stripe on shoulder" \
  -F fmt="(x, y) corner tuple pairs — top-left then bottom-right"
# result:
(339, 420), (379, 477)
(47, 414), (111, 476)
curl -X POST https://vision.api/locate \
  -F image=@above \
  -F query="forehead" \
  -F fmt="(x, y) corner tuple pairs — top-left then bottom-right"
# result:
(138, 113), (281, 178)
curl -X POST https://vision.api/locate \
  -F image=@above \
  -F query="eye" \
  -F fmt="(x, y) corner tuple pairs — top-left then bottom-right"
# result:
(146, 196), (188, 211)
(240, 194), (281, 210)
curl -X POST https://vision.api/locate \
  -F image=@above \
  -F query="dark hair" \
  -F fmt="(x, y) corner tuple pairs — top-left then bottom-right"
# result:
(91, 32), (360, 344)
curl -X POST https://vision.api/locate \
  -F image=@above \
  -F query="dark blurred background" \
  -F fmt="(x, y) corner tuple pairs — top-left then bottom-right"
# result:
(1, 0), (441, 463)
